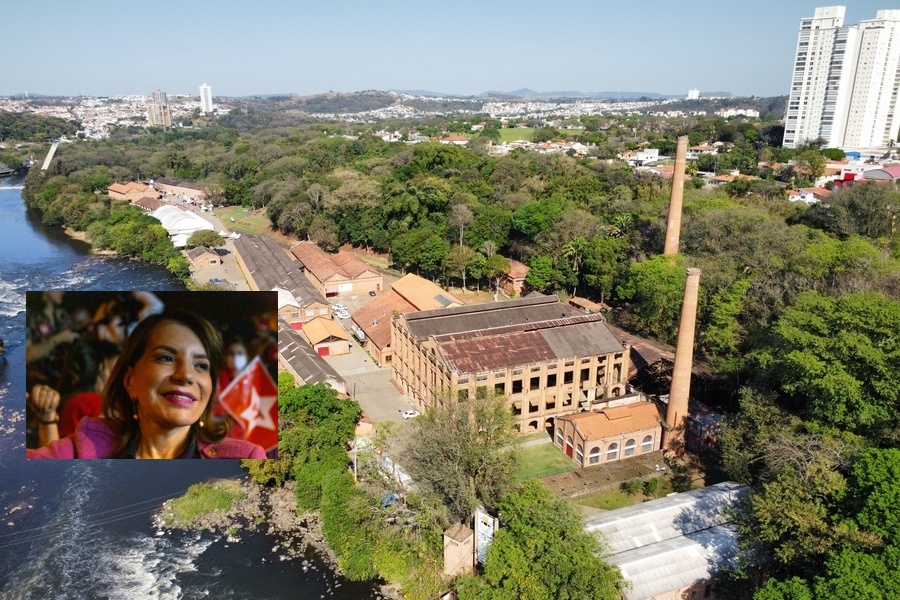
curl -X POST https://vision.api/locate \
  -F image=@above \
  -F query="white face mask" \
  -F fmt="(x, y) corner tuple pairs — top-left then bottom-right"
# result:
(229, 353), (248, 372)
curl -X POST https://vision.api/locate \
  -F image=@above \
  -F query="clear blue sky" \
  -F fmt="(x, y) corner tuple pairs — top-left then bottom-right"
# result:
(4, 1), (893, 98)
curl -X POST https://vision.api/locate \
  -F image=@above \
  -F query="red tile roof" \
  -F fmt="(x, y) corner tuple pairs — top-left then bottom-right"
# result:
(351, 293), (416, 349)
(561, 402), (661, 441)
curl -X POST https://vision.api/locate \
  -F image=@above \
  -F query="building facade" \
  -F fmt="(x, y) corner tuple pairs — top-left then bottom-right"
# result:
(148, 89), (172, 127)
(391, 295), (632, 434)
(784, 7), (900, 149)
(290, 242), (383, 298)
(199, 83), (213, 114)
(351, 273), (462, 367)
(555, 402), (661, 468)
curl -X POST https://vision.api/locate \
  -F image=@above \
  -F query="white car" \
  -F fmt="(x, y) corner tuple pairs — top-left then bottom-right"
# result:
(336, 311), (350, 319)
(402, 410), (420, 419)
(332, 303), (347, 310)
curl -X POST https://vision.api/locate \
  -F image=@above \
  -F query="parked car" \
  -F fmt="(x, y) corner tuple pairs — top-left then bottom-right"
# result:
(402, 410), (420, 419)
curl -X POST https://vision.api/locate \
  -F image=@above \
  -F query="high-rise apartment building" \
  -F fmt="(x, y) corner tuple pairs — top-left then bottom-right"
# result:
(199, 83), (213, 114)
(843, 10), (900, 147)
(784, 7), (900, 149)
(147, 89), (171, 127)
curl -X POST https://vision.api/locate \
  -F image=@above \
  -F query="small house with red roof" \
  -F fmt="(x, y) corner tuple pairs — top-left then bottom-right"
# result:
(501, 259), (530, 296)
(290, 242), (383, 298)
(555, 402), (662, 468)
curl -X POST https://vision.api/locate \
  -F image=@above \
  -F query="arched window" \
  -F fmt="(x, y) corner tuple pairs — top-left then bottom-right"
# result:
(606, 443), (619, 462)
(576, 444), (584, 464)
(556, 428), (564, 447)
(642, 435), (653, 453)
(624, 439), (636, 457)
(589, 447), (601, 465)
(528, 420), (539, 432)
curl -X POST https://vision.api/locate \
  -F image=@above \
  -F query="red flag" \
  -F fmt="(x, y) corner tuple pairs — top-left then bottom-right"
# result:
(218, 356), (279, 452)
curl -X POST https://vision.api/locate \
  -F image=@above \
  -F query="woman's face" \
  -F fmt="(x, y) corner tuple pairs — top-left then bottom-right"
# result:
(124, 321), (212, 431)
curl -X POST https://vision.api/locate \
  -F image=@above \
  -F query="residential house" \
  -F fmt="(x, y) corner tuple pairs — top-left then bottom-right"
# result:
(788, 187), (832, 204)
(685, 145), (717, 160)
(501, 259), (530, 296)
(186, 246), (220, 269)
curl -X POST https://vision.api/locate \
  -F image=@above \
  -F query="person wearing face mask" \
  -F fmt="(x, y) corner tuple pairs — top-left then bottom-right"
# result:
(212, 338), (252, 439)
(219, 339), (249, 391)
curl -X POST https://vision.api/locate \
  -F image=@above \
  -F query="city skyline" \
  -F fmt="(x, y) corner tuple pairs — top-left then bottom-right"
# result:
(4, 1), (894, 99)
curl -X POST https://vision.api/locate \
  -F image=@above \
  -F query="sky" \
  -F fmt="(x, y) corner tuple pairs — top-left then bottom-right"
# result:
(3, 1), (895, 98)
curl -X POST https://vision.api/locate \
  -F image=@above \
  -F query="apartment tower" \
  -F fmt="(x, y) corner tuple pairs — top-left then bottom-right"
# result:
(200, 83), (213, 114)
(784, 7), (900, 149)
(147, 89), (172, 127)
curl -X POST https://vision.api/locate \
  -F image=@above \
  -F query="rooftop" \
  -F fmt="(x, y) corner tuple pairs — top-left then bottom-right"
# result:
(277, 319), (346, 393)
(233, 235), (327, 308)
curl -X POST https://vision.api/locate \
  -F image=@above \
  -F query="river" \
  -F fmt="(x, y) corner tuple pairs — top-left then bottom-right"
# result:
(0, 178), (383, 599)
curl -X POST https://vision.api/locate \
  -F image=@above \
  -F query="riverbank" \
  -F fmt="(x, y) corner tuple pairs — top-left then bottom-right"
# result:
(62, 226), (118, 254)
(155, 479), (401, 599)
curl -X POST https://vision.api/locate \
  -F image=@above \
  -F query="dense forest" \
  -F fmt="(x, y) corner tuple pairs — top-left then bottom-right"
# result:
(0, 110), (80, 142)
(16, 109), (900, 598)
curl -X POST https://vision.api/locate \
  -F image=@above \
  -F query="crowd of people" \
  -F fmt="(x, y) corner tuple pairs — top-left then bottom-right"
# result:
(25, 291), (279, 459)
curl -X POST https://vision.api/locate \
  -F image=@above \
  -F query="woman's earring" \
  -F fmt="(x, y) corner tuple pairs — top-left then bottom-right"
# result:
(198, 420), (205, 428)
(132, 400), (138, 421)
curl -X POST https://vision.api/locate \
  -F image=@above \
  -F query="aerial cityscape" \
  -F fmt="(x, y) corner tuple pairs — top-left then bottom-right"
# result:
(1, 2), (899, 599)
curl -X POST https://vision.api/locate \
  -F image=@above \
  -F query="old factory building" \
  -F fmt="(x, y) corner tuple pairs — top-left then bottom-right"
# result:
(391, 295), (633, 434)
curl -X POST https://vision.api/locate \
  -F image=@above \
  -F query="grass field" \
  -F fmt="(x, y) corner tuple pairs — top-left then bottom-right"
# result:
(216, 206), (271, 236)
(498, 128), (535, 143)
(515, 443), (578, 481)
(161, 480), (245, 529)
(575, 475), (675, 511)
(575, 489), (637, 511)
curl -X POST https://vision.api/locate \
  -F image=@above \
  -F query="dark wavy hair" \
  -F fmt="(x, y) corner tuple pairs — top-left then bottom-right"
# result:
(102, 310), (229, 457)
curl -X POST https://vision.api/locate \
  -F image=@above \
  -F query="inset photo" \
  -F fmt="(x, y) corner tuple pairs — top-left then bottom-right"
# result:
(25, 290), (278, 459)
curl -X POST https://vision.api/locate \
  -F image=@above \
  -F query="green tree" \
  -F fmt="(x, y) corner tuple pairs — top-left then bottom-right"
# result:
(455, 481), (623, 600)
(615, 254), (688, 343)
(760, 291), (900, 435)
(185, 229), (225, 248)
(524, 256), (554, 291)
(401, 389), (518, 522)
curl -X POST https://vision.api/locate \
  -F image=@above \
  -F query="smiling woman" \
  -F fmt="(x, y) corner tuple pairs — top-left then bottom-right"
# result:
(27, 311), (267, 459)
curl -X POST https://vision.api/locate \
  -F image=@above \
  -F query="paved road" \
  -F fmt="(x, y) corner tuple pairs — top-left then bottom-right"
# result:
(322, 322), (415, 425)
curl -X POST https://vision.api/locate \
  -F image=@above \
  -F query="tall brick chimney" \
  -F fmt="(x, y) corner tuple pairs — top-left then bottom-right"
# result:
(663, 267), (701, 451)
(663, 135), (689, 255)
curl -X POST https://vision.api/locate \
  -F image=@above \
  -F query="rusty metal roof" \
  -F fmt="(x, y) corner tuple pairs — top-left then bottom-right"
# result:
(428, 298), (625, 373)
(405, 295), (580, 340)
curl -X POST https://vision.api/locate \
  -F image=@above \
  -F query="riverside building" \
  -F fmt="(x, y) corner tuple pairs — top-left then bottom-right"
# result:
(391, 295), (634, 435)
